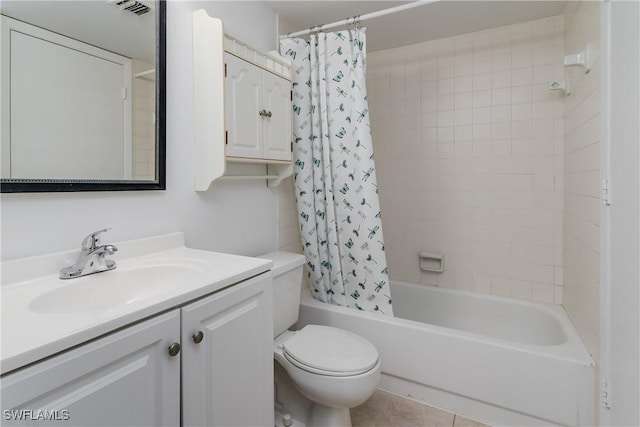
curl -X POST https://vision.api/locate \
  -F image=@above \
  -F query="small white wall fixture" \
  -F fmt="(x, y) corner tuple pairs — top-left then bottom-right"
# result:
(564, 44), (592, 73)
(549, 80), (571, 96)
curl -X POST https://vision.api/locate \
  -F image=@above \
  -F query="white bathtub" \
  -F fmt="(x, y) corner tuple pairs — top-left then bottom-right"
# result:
(296, 281), (594, 427)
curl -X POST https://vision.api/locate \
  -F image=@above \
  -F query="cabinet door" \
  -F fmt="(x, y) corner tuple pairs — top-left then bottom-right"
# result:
(262, 71), (292, 161)
(224, 53), (263, 159)
(1, 311), (180, 427)
(182, 273), (274, 427)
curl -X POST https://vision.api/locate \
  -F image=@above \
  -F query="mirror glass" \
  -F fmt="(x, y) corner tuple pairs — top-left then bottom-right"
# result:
(0, 0), (165, 192)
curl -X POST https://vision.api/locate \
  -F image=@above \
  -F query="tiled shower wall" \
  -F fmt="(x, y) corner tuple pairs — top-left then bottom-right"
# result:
(132, 59), (156, 180)
(562, 1), (600, 363)
(367, 17), (565, 304)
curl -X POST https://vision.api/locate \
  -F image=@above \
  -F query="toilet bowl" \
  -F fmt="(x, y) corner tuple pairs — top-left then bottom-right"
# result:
(260, 252), (381, 427)
(274, 326), (381, 425)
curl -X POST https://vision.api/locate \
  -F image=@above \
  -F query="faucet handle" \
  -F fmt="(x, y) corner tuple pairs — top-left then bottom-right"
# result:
(81, 228), (111, 252)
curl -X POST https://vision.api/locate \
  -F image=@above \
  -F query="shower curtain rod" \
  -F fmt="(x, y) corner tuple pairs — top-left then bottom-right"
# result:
(280, 0), (439, 39)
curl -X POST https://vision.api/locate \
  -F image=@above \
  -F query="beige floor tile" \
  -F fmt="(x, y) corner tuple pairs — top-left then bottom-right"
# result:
(420, 404), (456, 427)
(452, 414), (491, 427)
(351, 390), (455, 427)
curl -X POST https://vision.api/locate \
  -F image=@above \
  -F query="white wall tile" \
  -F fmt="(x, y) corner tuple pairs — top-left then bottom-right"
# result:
(438, 112), (455, 127)
(473, 72), (492, 90)
(455, 57), (474, 76)
(491, 50), (512, 71)
(533, 283), (555, 303)
(472, 55), (492, 73)
(455, 76), (473, 93)
(365, 16), (565, 304)
(512, 67), (533, 86)
(422, 80), (438, 96)
(492, 105), (512, 122)
(512, 103), (533, 121)
(455, 125), (473, 142)
(492, 70), (512, 89)
(438, 94), (455, 111)
(473, 90), (492, 107)
(562, 1), (601, 365)
(455, 92), (474, 110)
(512, 48), (533, 68)
(491, 122), (512, 139)
(512, 85), (534, 104)
(438, 78), (455, 94)
(455, 109), (473, 125)
(492, 88), (512, 106)
(473, 123), (492, 139)
(475, 111), (496, 129)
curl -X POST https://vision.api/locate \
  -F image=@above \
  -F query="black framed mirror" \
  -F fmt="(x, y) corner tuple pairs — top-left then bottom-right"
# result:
(0, 0), (166, 192)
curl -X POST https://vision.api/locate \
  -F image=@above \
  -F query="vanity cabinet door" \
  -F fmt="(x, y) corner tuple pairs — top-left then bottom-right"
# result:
(0, 310), (180, 427)
(181, 273), (274, 427)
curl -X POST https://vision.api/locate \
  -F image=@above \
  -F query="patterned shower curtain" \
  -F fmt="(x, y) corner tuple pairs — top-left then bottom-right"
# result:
(281, 28), (393, 316)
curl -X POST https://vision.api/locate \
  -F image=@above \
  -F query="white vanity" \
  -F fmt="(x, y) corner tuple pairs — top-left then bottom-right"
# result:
(1, 233), (274, 426)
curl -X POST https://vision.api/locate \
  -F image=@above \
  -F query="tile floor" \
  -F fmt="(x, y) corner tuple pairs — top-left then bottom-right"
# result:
(351, 390), (491, 427)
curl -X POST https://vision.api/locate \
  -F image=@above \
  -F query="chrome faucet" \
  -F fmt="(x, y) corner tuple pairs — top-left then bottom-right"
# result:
(60, 228), (118, 279)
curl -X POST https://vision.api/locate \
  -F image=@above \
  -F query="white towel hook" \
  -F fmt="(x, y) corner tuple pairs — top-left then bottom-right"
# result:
(564, 44), (592, 74)
(549, 80), (571, 96)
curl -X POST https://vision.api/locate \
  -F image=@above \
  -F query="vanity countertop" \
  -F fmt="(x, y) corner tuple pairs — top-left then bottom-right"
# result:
(0, 233), (272, 375)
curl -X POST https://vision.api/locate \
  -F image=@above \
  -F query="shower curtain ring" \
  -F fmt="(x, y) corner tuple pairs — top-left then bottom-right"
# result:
(351, 15), (359, 30)
(350, 16), (358, 30)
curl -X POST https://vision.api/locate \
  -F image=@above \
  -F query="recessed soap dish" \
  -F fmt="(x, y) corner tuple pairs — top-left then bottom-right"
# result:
(419, 252), (444, 273)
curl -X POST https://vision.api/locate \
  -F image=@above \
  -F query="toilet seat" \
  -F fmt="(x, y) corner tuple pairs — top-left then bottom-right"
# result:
(282, 325), (379, 377)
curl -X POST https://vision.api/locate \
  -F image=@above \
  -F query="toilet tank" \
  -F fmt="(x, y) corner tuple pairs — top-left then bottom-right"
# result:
(259, 251), (306, 338)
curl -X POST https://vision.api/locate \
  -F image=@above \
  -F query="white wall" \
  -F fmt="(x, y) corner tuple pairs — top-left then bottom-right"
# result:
(604, 1), (640, 425)
(367, 17), (565, 303)
(0, 1), (281, 261)
(277, 177), (302, 253)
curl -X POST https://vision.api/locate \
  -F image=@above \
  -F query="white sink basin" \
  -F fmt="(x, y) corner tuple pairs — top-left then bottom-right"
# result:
(29, 261), (207, 313)
(1, 233), (274, 376)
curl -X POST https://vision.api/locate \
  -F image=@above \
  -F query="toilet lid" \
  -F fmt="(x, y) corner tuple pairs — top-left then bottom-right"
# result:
(283, 325), (379, 376)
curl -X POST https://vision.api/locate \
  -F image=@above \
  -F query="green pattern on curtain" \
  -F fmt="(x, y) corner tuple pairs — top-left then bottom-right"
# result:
(281, 28), (393, 315)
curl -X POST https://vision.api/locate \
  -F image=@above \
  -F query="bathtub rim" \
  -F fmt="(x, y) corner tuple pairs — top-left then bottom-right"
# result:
(299, 282), (594, 367)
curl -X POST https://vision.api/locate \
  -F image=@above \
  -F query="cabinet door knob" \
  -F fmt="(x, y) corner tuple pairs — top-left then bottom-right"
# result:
(192, 331), (204, 344)
(265, 110), (272, 118)
(259, 109), (266, 117)
(168, 342), (181, 357)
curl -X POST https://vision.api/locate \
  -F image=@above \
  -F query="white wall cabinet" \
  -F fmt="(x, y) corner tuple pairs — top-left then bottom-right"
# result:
(225, 52), (292, 162)
(182, 273), (274, 427)
(1, 273), (273, 427)
(1, 310), (181, 427)
(192, 10), (294, 190)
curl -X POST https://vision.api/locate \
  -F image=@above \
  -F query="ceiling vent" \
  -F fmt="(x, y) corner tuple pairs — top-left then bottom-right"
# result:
(108, 0), (154, 16)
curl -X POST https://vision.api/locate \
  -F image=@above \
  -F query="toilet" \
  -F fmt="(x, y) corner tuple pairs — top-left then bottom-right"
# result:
(260, 252), (381, 427)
